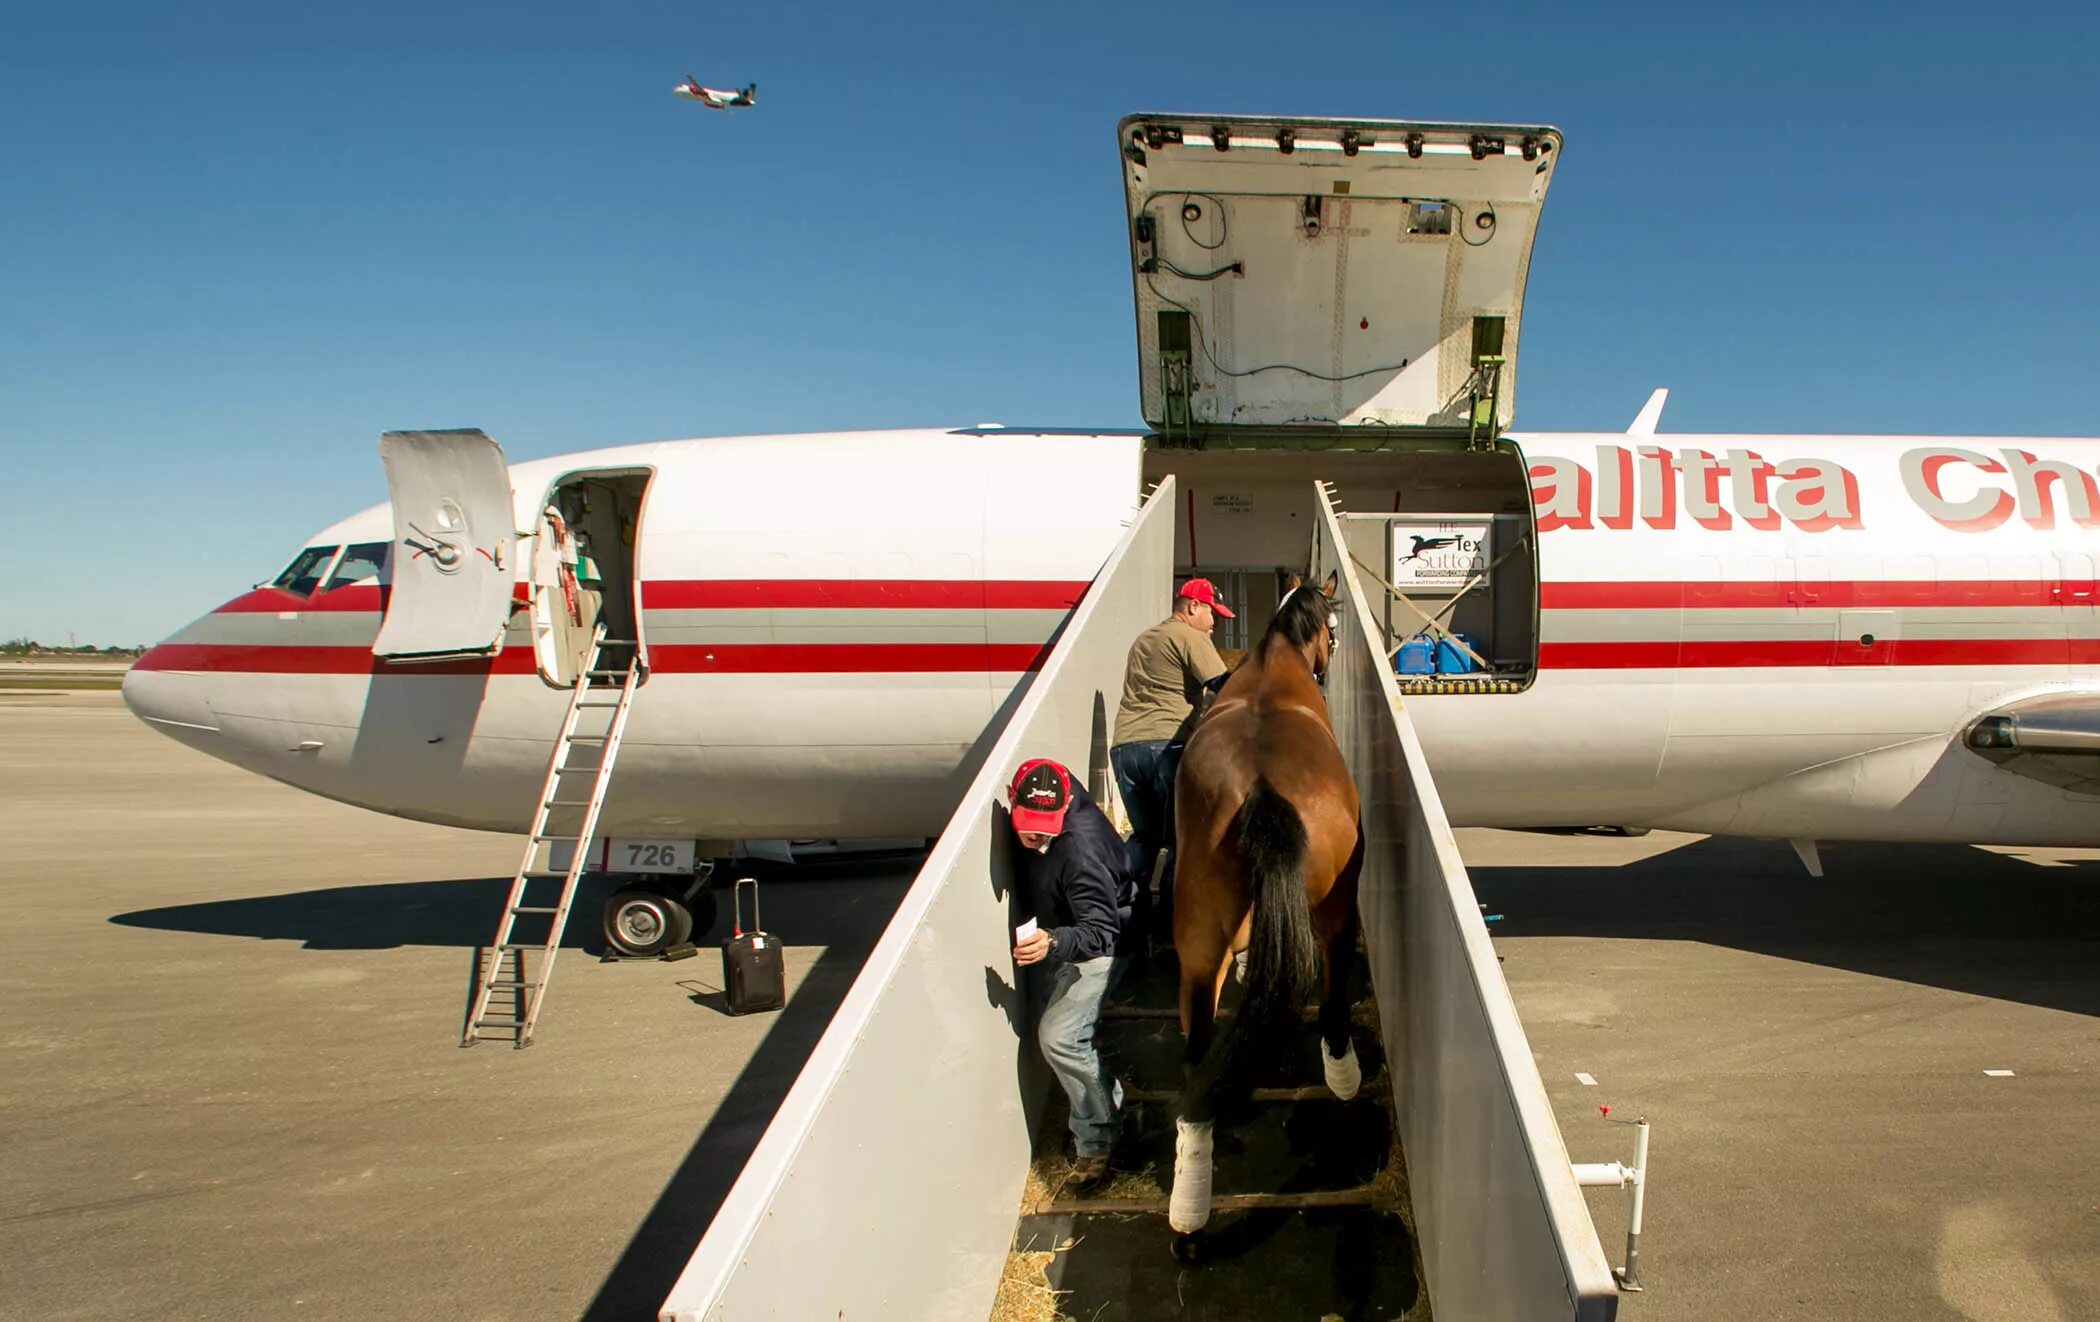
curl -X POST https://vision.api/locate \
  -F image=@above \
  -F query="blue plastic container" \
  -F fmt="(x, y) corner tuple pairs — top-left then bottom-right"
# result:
(1434, 634), (1479, 674)
(1396, 636), (1436, 675)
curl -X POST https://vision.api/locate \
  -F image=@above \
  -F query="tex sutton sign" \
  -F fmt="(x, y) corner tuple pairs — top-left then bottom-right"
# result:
(1391, 520), (1491, 591)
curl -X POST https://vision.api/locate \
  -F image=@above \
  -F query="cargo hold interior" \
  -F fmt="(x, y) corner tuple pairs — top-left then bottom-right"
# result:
(1141, 441), (1540, 689)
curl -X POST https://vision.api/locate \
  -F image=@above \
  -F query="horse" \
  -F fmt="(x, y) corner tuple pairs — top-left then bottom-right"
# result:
(1165, 570), (1365, 1254)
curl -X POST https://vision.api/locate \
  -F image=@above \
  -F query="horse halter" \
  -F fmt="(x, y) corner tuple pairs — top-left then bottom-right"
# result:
(1277, 584), (1339, 685)
(1278, 582), (1341, 639)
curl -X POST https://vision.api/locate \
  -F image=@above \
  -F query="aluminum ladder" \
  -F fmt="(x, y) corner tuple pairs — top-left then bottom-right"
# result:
(463, 626), (640, 1047)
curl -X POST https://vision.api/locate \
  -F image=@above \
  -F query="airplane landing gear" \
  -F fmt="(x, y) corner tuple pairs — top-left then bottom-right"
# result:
(601, 869), (719, 957)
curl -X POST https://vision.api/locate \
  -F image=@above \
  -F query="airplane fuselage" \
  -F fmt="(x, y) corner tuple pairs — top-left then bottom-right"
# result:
(123, 427), (2100, 849)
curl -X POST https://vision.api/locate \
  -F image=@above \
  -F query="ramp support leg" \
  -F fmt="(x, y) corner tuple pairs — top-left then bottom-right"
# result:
(1620, 1116), (1649, 1290)
(1574, 1116), (1650, 1292)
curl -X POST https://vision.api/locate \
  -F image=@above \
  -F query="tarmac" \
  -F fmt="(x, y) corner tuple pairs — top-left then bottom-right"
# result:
(1475, 827), (2100, 1322)
(1, 691), (913, 1320)
(5, 691), (2097, 1320)
(0, 658), (128, 691)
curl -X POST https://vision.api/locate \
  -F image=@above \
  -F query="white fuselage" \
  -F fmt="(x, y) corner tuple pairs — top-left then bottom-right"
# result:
(124, 427), (2100, 847)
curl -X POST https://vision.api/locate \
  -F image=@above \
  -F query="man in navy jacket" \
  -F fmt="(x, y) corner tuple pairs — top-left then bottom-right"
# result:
(1008, 757), (1136, 1187)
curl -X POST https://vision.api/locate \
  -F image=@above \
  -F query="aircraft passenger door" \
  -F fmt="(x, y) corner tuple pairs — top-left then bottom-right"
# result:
(532, 469), (654, 686)
(373, 429), (517, 659)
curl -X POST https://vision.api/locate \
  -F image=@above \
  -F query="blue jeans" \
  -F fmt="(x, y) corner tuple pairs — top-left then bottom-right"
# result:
(1034, 955), (1128, 1157)
(1111, 739), (1183, 888)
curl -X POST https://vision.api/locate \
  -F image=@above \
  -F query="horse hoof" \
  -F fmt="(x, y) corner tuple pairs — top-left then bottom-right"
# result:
(1172, 1230), (1207, 1265)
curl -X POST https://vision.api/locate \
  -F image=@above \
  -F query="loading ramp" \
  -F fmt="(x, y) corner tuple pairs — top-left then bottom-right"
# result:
(659, 477), (1618, 1321)
(1003, 935), (1420, 1318)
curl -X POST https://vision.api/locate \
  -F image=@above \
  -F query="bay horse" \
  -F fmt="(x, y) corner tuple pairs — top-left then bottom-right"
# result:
(1166, 570), (1365, 1251)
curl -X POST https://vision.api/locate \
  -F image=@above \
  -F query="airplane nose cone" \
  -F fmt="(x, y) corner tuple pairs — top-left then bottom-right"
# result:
(123, 648), (221, 744)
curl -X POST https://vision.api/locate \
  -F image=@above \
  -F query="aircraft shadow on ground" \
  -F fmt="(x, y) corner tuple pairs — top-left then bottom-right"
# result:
(106, 852), (927, 954)
(582, 860), (919, 1320)
(108, 856), (921, 1316)
(580, 940), (872, 1319)
(109, 875), (594, 951)
(1473, 838), (2100, 1018)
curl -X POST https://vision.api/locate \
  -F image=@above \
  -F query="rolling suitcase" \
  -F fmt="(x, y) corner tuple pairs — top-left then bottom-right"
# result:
(721, 877), (786, 1015)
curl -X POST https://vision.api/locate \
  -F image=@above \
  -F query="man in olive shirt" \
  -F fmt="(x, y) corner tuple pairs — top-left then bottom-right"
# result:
(1111, 578), (1233, 929)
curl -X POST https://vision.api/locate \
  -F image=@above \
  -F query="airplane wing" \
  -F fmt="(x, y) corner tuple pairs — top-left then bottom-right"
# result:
(1965, 689), (2100, 793)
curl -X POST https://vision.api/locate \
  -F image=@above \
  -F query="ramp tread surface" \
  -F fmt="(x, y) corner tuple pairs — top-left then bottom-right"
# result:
(995, 944), (1429, 1320)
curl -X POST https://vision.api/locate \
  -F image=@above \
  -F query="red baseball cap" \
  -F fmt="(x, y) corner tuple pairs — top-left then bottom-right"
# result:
(1008, 758), (1073, 835)
(1178, 578), (1235, 618)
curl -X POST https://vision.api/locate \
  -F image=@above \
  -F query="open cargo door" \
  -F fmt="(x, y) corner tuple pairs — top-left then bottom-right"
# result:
(373, 428), (516, 660)
(1119, 113), (1560, 444)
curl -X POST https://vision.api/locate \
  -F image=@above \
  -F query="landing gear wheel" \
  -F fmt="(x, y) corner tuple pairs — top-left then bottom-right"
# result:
(643, 871), (720, 943)
(603, 888), (693, 957)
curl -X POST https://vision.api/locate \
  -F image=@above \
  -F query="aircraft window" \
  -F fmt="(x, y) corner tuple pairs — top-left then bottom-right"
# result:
(325, 542), (391, 590)
(272, 546), (339, 596)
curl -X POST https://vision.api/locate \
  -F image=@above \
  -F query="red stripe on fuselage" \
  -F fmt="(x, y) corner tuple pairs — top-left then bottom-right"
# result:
(134, 642), (1057, 675)
(1542, 580), (2099, 610)
(132, 644), (537, 675)
(171, 577), (2099, 676)
(639, 579), (1088, 610)
(1539, 639), (2100, 669)
(139, 636), (2100, 676)
(230, 578), (2089, 616)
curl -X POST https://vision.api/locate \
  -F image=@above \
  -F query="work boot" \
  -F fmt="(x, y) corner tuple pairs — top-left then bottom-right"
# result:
(1066, 1154), (1111, 1191)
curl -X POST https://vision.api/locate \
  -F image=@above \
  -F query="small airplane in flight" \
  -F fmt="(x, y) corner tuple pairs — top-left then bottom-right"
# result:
(674, 76), (755, 110)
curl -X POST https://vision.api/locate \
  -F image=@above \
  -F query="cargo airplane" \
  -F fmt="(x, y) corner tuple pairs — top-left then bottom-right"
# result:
(123, 114), (2100, 952)
(674, 77), (754, 110)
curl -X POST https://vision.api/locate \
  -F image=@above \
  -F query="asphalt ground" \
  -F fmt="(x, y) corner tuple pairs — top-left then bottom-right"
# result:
(6, 692), (2098, 1320)
(0, 691), (914, 1321)
(1472, 827), (2100, 1322)
(0, 660), (128, 691)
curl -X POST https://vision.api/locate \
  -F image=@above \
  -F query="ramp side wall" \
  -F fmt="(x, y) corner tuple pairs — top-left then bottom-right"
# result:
(1315, 486), (1620, 1322)
(659, 480), (1176, 1322)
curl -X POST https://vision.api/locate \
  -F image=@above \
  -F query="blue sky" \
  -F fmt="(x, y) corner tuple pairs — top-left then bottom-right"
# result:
(5, 0), (2096, 644)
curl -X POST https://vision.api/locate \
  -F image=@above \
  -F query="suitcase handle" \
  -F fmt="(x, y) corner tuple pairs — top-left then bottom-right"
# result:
(732, 876), (760, 936)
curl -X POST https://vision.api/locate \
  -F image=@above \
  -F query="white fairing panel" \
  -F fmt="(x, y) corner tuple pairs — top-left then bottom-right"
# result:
(373, 429), (516, 659)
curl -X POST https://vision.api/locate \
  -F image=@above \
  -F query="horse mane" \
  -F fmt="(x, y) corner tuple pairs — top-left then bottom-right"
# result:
(1262, 580), (1328, 652)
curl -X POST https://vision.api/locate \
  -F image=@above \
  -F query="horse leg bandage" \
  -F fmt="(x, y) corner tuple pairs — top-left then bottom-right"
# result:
(1322, 1039), (1361, 1101)
(1169, 1119), (1215, 1233)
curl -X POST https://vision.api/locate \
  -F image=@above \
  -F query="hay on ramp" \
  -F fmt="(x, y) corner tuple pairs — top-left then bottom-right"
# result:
(989, 1231), (1080, 1322)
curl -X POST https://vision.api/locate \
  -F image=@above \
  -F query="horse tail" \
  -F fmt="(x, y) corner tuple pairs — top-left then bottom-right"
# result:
(1234, 777), (1320, 1030)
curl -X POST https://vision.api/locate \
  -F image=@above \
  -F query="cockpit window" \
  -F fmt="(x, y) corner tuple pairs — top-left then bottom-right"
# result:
(324, 542), (391, 590)
(272, 546), (339, 596)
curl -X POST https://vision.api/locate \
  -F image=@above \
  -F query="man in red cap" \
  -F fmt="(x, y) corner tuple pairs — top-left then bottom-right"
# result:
(1110, 578), (1233, 942)
(1007, 757), (1136, 1188)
